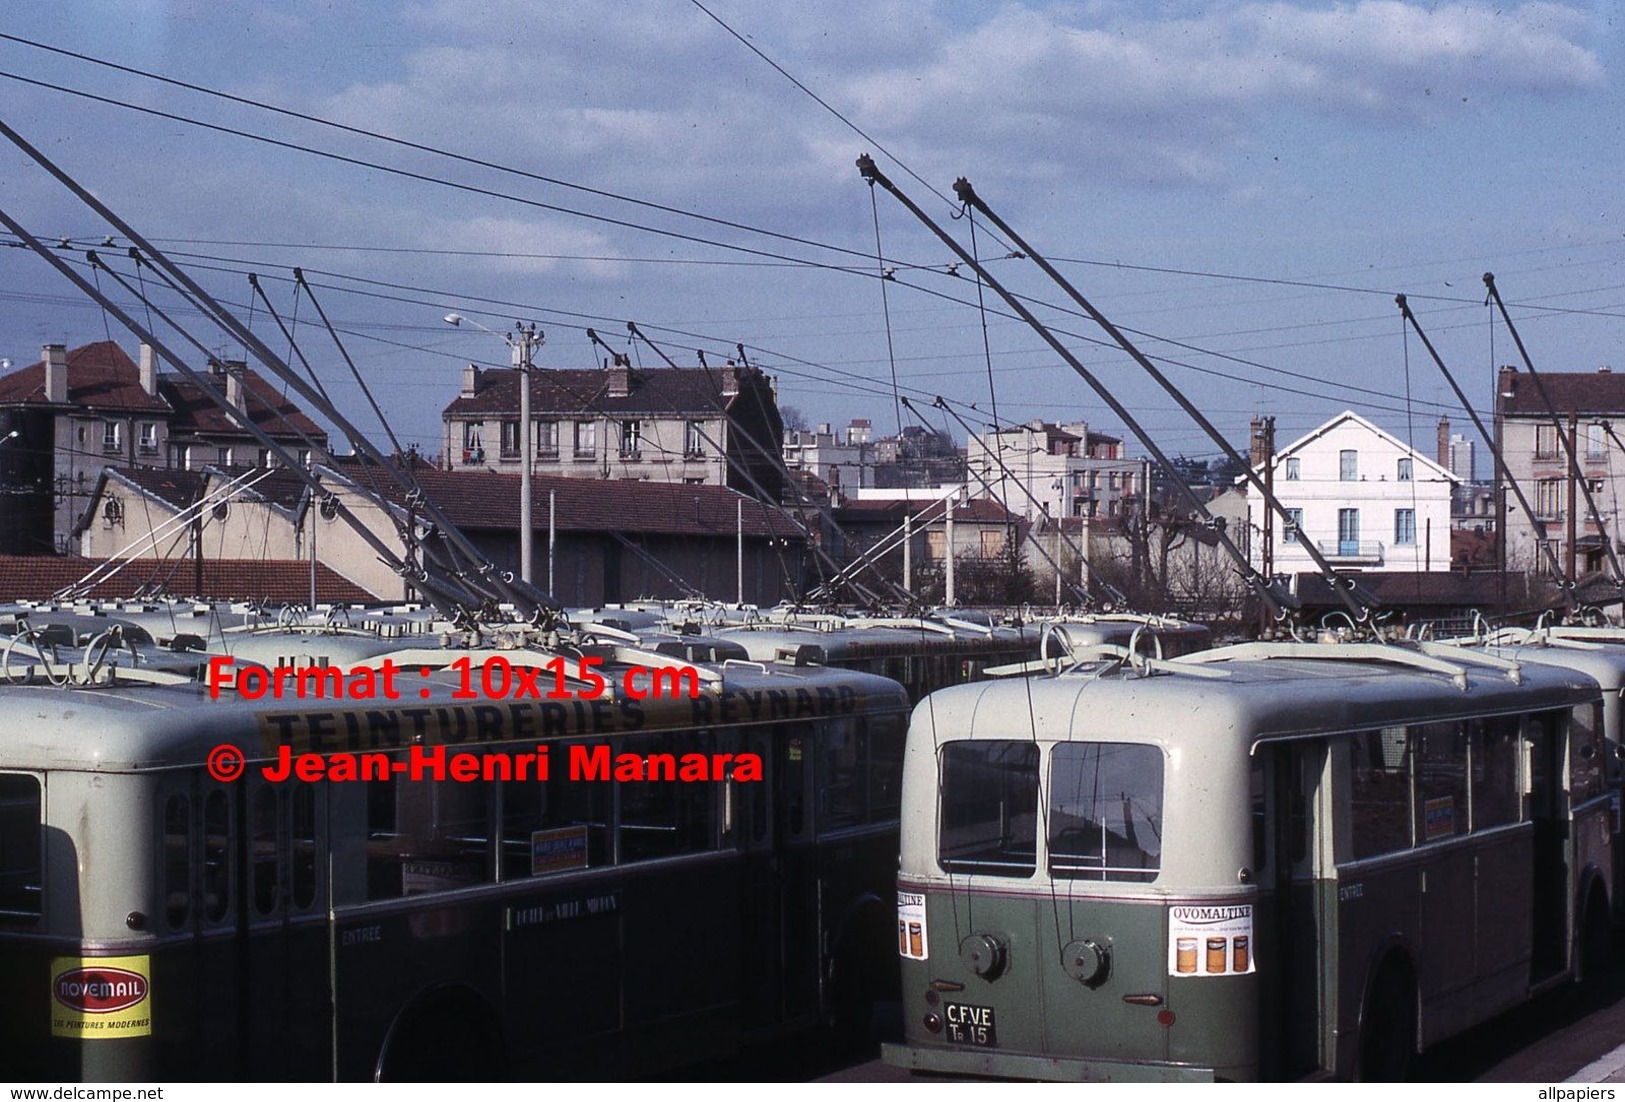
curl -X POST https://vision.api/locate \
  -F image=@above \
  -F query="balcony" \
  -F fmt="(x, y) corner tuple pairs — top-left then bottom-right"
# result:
(1316, 539), (1384, 565)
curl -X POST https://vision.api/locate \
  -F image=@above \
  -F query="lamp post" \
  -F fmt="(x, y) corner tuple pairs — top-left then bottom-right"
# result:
(444, 314), (544, 584)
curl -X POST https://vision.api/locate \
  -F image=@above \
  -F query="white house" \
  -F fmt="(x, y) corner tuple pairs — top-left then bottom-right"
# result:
(966, 420), (1145, 524)
(1247, 411), (1458, 574)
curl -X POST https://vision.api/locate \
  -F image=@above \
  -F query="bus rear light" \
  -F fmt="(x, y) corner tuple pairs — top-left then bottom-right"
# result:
(1157, 1010), (1176, 1027)
(923, 1012), (943, 1034)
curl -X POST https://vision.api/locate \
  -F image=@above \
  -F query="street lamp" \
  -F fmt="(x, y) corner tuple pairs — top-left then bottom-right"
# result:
(444, 313), (544, 584)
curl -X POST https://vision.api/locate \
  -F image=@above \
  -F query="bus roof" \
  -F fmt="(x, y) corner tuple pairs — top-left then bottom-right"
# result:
(0, 656), (910, 772)
(910, 642), (1601, 751)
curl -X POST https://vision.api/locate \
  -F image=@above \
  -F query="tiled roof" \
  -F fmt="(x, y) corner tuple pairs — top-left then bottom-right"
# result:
(207, 466), (311, 513)
(0, 556), (373, 603)
(338, 466), (805, 540)
(0, 341), (169, 413)
(443, 365), (760, 418)
(160, 368), (327, 442)
(1497, 367), (1625, 417)
(834, 496), (1021, 525)
(1293, 570), (1506, 607)
(109, 468), (208, 512)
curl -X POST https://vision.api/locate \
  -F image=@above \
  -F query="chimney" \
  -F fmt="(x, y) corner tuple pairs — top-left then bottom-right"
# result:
(139, 343), (158, 397)
(1248, 416), (1268, 468)
(1436, 416), (1450, 469)
(721, 362), (740, 398)
(1498, 365), (1518, 402)
(607, 361), (631, 399)
(222, 360), (247, 412)
(461, 363), (481, 399)
(43, 344), (67, 403)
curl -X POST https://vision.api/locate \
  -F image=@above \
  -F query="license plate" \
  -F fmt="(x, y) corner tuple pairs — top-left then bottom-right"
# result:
(943, 1002), (997, 1047)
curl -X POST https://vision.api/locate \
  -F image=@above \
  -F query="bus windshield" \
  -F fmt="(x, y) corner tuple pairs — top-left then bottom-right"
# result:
(939, 741), (1039, 876)
(1048, 743), (1163, 882)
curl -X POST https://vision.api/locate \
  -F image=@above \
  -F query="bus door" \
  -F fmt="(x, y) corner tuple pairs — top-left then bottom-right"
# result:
(738, 723), (784, 1025)
(235, 776), (329, 1079)
(738, 721), (820, 1028)
(1528, 712), (1568, 981)
(1256, 741), (1326, 1079)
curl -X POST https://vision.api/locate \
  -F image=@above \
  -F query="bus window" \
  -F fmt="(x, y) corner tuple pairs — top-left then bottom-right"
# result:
(819, 723), (866, 832)
(252, 786), (280, 917)
(870, 714), (905, 822)
(202, 789), (233, 925)
(1251, 758), (1267, 876)
(617, 731), (720, 863)
(163, 793), (190, 929)
(290, 784), (319, 911)
(0, 773), (42, 922)
(817, 716), (907, 833)
(1471, 717), (1521, 829)
(939, 741), (1039, 876)
(1571, 701), (1607, 803)
(368, 766), (492, 899)
(501, 748), (608, 879)
(1048, 743), (1163, 882)
(1415, 722), (1467, 843)
(1349, 729), (1412, 859)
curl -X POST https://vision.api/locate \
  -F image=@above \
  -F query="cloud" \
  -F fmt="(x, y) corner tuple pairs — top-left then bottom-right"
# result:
(838, 2), (1603, 186)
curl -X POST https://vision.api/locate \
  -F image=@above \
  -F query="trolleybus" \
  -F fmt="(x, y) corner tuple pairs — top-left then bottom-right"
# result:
(0, 642), (911, 1081)
(883, 640), (1613, 1081)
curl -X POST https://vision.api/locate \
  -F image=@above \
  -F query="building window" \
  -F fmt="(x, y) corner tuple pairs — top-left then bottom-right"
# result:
(1338, 508), (1360, 555)
(257, 449), (270, 467)
(1284, 457), (1300, 481)
(1339, 450), (1357, 481)
(499, 421), (520, 459)
(102, 421), (122, 453)
(298, 449), (312, 467)
(979, 529), (1005, 557)
(462, 425), (484, 464)
(619, 420), (641, 459)
(138, 422), (158, 456)
(1397, 458), (1412, 482)
(1394, 508), (1416, 546)
(1535, 478), (1562, 519)
(536, 420), (558, 458)
(218, 447), (233, 466)
(1535, 423), (1559, 459)
(573, 420), (596, 458)
(1588, 423), (1606, 460)
(684, 420), (705, 458)
(1282, 507), (1303, 544)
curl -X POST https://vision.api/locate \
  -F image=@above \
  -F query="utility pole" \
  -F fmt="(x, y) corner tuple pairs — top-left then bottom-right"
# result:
(512, 323), (543, 586)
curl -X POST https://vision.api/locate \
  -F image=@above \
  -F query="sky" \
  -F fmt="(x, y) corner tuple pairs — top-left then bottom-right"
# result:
(0, 1), (1620, 476)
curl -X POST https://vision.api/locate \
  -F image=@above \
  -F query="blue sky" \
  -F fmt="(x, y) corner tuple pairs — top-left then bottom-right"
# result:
(0, 1), (1620, 473)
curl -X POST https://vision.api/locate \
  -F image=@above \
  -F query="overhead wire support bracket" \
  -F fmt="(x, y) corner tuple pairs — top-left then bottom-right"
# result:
(855, 153), (1304, 625)
(0, 114), (557, 621)
(1482, 272), (1625, 597)
(617, 321), (908, 609)
(942, 170), (1377, 625)
(1395, 293), (1574, 610)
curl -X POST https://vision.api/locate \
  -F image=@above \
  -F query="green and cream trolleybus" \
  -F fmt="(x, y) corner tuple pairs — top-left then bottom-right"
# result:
(883, 640), (1613, 1081)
